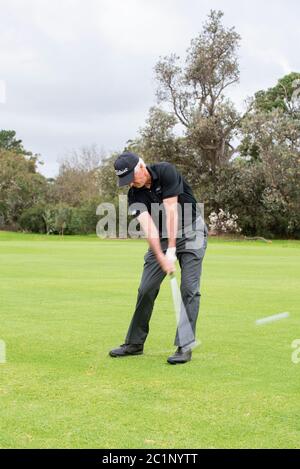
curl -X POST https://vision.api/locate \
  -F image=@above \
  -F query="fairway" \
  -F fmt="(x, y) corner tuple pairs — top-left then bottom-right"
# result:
(0, 231), (299, 448)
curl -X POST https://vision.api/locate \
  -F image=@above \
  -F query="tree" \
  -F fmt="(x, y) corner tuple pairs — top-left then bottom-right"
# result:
(19, 206), (47, 233)
(240, 74), (300, 162)
(97, 153), (120, 202)
(54, 205), (72, 236)
(240, 109), (300, 235)
(253, 72), (300, 116)
(42, 207), (55, 235)
(0, 149), (48, 226)
(0, 129), (32, 156)
(154, 10), (241, 173)
(228, 103), (299, 238)
(126, 107), (180, 165)
(208, 161), (269, 236)
(53, 145), (103, 206)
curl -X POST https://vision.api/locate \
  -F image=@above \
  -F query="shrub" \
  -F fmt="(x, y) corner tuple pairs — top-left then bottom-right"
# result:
(19, 206), (47, 233)
(208, 209), (242, 235)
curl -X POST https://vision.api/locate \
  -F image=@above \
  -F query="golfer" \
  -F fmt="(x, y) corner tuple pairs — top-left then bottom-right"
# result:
(109, 152), (208, 364)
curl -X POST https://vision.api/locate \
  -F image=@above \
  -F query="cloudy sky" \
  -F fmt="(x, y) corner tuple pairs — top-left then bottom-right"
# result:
(0, 0), (299, 177)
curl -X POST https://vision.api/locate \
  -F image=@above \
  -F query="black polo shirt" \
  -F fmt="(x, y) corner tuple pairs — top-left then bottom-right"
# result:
(127, 162), (202, 238)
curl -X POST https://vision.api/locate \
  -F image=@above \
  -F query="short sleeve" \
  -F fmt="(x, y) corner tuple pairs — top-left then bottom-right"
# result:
(160, 163), (183, 199)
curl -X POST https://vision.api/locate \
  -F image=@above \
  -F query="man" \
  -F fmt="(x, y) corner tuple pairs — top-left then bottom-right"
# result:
(109, 152), (208, 364)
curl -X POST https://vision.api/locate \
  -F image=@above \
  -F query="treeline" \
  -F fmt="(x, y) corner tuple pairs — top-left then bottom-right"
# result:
(0, 138), (104, 235)
(1, 10), (300, 238)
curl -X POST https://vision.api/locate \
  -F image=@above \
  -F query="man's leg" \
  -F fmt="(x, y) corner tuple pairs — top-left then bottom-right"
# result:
(125, 248), (166, 345)
(173, 237), (207, 347)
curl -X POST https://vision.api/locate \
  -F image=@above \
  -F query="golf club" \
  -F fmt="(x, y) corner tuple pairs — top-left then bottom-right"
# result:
(169, 273), (199, 352)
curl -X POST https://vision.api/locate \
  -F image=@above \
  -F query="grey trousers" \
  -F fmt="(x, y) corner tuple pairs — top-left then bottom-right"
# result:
(125, 229), (208, 347)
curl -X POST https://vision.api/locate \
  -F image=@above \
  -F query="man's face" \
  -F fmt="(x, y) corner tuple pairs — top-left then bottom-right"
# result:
(130, 164), (148, 188)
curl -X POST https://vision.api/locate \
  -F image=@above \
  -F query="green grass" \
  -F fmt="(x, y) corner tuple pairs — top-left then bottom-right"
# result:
(0, 231), (299, 448)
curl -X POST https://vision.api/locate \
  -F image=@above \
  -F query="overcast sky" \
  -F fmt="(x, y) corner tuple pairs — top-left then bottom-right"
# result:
(0, 0), (299, 177)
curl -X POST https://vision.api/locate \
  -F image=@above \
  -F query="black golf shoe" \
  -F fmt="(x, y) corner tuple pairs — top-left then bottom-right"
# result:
(167, 347), (192, 365)
(109, 343), (144, 358)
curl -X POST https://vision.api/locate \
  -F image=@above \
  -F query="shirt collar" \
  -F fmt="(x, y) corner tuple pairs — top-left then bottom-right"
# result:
(146, 164), (158, 186)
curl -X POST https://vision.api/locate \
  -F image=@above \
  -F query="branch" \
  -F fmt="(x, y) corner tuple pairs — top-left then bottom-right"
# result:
(168, 82), (189, 127)
(226, 142), (237, 158)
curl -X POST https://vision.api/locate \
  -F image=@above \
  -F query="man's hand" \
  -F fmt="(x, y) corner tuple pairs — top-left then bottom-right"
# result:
(157, 252), (176, 275)
(137, 206), (177, 275)
(166, 247), (177, 263)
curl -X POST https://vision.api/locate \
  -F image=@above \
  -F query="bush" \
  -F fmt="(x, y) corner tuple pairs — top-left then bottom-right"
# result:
(19, 206), (47, 233)
(208, 209), (241, 234)
(66, 205), (99, 235)
(208, 160), (300, 239)
(19, 202), (101, 235)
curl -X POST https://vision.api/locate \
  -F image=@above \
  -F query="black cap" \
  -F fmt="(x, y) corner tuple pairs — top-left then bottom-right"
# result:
(114, 152), (139, 187)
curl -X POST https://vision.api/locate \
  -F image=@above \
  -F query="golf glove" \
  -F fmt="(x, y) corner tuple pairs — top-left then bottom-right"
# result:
(166, 247), (177, 263)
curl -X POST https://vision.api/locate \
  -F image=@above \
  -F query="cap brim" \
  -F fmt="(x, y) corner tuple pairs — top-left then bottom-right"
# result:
(118, 170), (134, 187)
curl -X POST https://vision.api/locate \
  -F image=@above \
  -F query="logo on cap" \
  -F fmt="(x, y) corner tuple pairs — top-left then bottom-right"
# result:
(115, 168), (128, 176)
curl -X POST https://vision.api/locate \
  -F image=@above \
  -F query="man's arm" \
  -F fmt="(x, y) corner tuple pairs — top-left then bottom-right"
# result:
(137, 211), (175, 275)
(163, 196), (178, 249)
